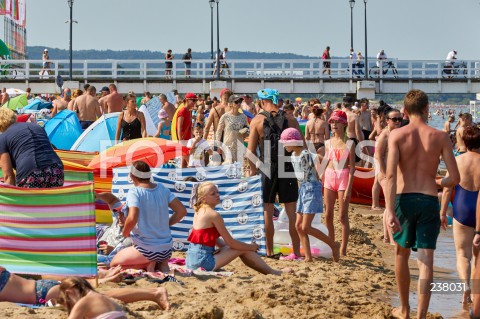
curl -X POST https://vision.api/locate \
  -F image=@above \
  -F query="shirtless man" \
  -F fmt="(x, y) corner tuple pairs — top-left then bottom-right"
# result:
(1, 88), (9, 105)
(73, 86), (102, 129)
(323, 100), (332, 122)
(203, 89), (232, 141)
(456, 113), (473, 154)
(343, 96), (364, 163)
(247, 88), (301, 259)
(98, 86), (110, 113)
(359, 99), (373, 139)
(443, 115), (455, 133)
(305, 104), (329, 153)
(159, 94), (176, 122)
(241, 94), (256, 115)
(51, 88), (72, 117)
(386, 90), (460, 319)
(104, 84), (124, 114)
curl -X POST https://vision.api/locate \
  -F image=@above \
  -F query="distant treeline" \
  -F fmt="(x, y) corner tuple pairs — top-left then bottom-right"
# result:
(27, 46), (317, 60)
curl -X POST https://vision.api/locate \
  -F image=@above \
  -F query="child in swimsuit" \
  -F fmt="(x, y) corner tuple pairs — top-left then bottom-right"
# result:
(279, 128), (340, 262)
(186, 182), (292, 275)
(322, 110), (355, 256)
(59, 277), (127, 319)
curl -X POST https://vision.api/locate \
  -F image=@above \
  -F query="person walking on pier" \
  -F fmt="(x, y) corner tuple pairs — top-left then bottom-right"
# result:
(321, 46), (331, 77)
(165, 49), (174, 79)
(183, 48), (193, 79)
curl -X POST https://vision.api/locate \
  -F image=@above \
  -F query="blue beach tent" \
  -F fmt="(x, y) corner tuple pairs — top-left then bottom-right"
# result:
(23, 99), (53, 111)
(70, 112), (119, 152)
(145, 97), (161, 129)
(44, 110), (83, 150)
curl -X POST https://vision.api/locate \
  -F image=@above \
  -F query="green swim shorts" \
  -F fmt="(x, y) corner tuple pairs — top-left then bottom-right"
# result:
(393, 193), (440, 251)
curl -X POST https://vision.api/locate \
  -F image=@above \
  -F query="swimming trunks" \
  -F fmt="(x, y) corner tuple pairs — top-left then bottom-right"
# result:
(0, 269), (11, 294)
(134, 246), (172, 264)
(393, 193), (440, 251)
(35, 280), (60, 304)
(453, 184), (479, 228)
(80, 121), (94, 130)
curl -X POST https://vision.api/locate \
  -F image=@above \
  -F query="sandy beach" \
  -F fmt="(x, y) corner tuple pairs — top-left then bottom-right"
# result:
(0, 204), (446, 319)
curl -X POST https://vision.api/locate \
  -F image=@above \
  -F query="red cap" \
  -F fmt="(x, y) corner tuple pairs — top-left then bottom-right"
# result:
(220, 88), (231, 97)
(185, 93), (197, 100)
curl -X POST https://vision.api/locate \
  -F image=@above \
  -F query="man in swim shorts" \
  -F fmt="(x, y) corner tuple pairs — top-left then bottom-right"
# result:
(247, 88), (302, 260)
(343, 96), (364, 164)
(385, 89), (460, 319)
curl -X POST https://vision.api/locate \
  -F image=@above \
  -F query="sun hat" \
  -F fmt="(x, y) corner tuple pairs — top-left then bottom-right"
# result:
(158, 109), (168, 119)
(185, 93), (197, 100)
(279, 128), (303, 146)
(328, 110), (348, 125)
(44, 48), (48, 52)
(257, 88), (279, 105)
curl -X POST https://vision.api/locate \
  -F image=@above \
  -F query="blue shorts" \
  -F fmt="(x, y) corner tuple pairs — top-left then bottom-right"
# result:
(186, 243), (216, 271)
(296, 181), (323, 214)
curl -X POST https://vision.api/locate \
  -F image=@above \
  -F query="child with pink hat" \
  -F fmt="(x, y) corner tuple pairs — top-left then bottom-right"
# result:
(155, 109), (171, 140)
(279, 128), (340, 262)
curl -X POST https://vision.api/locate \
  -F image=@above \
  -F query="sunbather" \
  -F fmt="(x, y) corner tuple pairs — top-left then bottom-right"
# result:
(0, 266), (169, 310)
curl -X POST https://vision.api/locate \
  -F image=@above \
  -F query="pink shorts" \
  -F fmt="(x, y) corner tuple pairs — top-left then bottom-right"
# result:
(324, 168), (349, 192)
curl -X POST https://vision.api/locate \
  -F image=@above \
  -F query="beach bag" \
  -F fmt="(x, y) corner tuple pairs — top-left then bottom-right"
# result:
(259, 110), (288, 163)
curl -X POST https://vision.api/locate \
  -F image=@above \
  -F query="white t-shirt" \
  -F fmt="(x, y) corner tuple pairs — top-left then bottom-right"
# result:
(376, 52), (388, 67)
(446, 51), (456, 61)
(187, 138), (212, 167)
(350, 52), (358, 63)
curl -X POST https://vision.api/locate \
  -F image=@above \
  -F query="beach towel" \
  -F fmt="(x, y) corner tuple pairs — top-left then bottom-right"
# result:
(111, 164), (266, 255)
(0, 182), (97, 277)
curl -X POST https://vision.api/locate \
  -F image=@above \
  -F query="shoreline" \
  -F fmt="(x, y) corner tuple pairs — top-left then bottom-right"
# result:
(0, 204), (449, 319)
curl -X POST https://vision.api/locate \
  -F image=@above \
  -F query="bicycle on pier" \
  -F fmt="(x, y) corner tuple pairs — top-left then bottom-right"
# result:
(442, 61), (467, 78)
(369, 61), (398, 78)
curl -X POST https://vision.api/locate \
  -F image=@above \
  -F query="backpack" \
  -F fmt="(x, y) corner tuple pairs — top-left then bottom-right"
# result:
(259, 110), (288, 163)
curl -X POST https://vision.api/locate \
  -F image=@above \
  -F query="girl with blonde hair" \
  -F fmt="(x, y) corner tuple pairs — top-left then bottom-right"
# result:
(185, 182), (292, 275)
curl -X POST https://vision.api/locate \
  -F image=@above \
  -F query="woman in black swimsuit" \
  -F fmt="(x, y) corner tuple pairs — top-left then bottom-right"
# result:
(165, 49), (174, 79)
(115, 94), (146, 143)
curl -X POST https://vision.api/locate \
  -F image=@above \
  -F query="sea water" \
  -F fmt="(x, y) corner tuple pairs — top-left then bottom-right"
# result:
(390, 106), (471, 318)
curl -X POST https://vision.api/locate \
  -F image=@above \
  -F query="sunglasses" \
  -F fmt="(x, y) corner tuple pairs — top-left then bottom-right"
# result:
(388, 117), (403, 122)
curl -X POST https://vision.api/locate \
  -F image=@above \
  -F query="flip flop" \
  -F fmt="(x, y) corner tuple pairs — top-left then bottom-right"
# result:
(148, 275), (184, 286)
(266, 253), (283, 260)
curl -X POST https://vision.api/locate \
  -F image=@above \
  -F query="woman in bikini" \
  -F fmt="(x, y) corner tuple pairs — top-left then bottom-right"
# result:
(186, 182), (293, 275)
(374, 109), (403, 244)
(441, 126), (480, 310)
(322, 110), (355, 256)
(0, 266), (169, 309)
(115, 94), (146, 143)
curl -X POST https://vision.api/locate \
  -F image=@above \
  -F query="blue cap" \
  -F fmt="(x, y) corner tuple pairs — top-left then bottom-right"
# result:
(257, 88), (279, 105)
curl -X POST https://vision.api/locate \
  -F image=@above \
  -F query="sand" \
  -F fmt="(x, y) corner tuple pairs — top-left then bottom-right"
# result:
(0, 205), (446, 319)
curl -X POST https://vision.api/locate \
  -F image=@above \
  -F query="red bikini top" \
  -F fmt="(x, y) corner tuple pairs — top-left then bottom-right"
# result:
(187, 227), (220, 247)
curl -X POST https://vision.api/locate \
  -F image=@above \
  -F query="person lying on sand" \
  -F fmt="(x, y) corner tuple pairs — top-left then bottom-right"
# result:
(58, 277), (127, 319)
(185, 182), (293, 275)
(0, 266), (169, 310)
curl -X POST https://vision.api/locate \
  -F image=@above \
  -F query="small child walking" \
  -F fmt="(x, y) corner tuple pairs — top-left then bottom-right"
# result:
(279, 128), (340, 262)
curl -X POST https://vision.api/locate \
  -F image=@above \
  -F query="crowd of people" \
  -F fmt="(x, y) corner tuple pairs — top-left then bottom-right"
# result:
(0, 82), (479, 319)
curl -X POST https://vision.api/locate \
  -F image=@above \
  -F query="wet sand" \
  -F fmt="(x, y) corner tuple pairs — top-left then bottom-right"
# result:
(0, 204), (447, 318)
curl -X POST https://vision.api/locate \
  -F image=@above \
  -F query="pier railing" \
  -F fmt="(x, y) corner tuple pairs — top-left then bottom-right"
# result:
(2, 58), (480, 81)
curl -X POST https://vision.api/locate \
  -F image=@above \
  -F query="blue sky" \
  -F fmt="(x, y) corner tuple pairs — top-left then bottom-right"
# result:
(22, 0), (480, 60)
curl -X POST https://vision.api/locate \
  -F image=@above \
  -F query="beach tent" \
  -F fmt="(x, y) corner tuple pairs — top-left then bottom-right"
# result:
(23, 98), (53, 111)
(88, 137), (189, 170)
(2, 94), (28, 110)
(0, 182), (97, 277)
(71, 112), (119, 152)
(6, 88), (26, 97)
(138, 104), (157, 136)
(45, 110), (83, 150)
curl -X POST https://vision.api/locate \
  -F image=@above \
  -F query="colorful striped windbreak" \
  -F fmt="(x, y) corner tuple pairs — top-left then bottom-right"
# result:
(0, 182), (97, 277)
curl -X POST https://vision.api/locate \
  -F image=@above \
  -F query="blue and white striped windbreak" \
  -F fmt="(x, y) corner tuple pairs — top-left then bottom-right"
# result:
(111, 164), (267, 255)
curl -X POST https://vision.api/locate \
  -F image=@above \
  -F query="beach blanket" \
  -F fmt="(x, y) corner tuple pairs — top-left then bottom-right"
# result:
(111, 164), (267, 255)
(0, 182), (97, 277)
